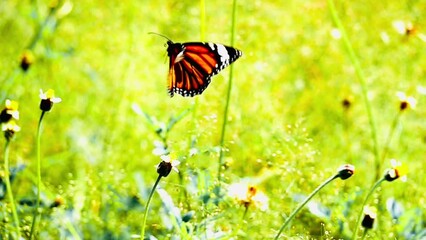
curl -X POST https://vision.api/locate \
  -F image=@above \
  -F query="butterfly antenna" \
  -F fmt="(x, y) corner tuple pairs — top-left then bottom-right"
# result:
(148, 32), (172, 42)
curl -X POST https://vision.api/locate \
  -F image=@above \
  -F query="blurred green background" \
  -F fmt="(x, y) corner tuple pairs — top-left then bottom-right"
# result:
(0, 0), (425, 239)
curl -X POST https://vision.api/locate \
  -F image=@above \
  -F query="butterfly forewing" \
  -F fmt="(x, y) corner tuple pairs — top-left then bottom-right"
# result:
(166, 41), (242, 97)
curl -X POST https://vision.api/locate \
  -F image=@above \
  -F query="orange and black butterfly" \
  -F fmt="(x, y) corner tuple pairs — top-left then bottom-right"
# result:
(154, 34), (242, 97)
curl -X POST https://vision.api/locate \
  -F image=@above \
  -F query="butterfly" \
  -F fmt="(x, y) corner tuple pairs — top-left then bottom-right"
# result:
(158, 36), (242, 97)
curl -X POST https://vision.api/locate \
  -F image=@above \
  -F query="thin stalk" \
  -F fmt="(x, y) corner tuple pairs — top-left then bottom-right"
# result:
(381, 112), (401, 164)
(4, 140), (21, 239)
(29, 110), (46, 240)
(361, 229), (369, 240)
(217, 0), (237, 183)
(352, 178), (385, 239)
(242, 205), (249, 220)
(274, 175), (338, 239)
(327, 0), (380, 179)
(140, 175), (162, 240)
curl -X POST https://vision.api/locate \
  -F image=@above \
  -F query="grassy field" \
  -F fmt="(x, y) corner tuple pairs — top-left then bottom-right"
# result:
(0, 0), (425, 239)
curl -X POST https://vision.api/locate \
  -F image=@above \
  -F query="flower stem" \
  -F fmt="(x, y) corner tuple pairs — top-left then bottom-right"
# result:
(4, 140), (21, 239)
(361, 228), (369, 240)
(218, 0), (238, 183)
(242, 205), (249, 220)
(380, 112), (401, 167)
(274, 175), (338, 239)
(327, 0), (380, 179)
(352, 178), (385, 239)
(140, 175), (162, 240)
(29, 110), (45, 240)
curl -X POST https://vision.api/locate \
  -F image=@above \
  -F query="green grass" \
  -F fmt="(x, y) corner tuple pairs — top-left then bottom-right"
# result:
(0, 0), (425, 239)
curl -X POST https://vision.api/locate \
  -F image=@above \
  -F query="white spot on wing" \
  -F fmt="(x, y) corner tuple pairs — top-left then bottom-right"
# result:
(175, 50), (185, 63)
(216, 44), (230, 65)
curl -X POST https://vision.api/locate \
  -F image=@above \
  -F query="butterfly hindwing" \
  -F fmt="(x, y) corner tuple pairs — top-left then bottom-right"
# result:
(166, 41), (242, 97)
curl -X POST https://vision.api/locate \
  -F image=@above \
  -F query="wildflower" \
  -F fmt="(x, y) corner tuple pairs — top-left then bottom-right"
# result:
(341, 96), (353, 110)
(384, 159), (407, 182)
(228, 181), (269, 211)
(361, 206), (377, 229)
(396, 92), (416, 111)
(392, 20), (417, 36)
(39, 89), (62, 112)
(50, 195), (65, 208)
(156, 155), (180, 177)
(336, 164), (355, 180)
(2, 120), (21, 141)
(0, 99), (19, 123)
(20, 50), (34, 71)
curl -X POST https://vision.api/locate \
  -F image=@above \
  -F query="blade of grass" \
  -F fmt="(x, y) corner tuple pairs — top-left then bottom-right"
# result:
(29, 111), (46, 239)
(326, 0), (380, 178)
(4, 140), (21, 239)
(218, 0), (238, 183)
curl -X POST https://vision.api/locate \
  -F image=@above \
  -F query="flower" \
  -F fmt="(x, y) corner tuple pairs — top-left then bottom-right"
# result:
(361, 205), (377, 229)
(336, 164), (355, 180)
(156, 155), (180, 177)
(39, 89), (62, 111)
(50, 195), (65, 208)
(396, 92), (416, 111)
(2, 120), (21, 141)
(0, 99), (19, 123)
(384, 159), (407, 182)
(392, 20), (417, 36)
(228, 181), (269, 211)
(20, 49), (35, 71)
(341, 96), (353, 110)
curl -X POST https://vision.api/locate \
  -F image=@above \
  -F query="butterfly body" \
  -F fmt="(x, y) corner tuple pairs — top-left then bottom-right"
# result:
(166, 41), (242, 97)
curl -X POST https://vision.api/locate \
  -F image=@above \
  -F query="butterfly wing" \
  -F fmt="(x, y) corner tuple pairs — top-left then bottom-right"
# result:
(167, 41), (242, 97)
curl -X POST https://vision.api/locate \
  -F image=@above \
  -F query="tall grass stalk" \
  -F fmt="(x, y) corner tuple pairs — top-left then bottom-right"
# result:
(274, 175), (338, 239)
(217, 0), (237, 183)
(29, 111), (46, 240)
(140, 175), (162, 239)
(326, 0), (380, 179)
(3, 140), (21, 239)
(381, 112), (401, 164)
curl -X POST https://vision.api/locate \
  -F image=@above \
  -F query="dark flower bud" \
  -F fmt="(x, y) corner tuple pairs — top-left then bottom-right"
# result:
(384, 159), (407, 182)
(336, 164), (355, 180)
(20, 50), (34, 71)
(0, 109), (12, 123)
(157, 160), (173, 177)
(361, 206), (376, 229)
(39, 89), (61, 112)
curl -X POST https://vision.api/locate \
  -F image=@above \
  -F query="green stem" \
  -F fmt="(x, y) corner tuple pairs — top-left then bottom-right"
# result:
(4, 140), (21, 239)
(242, 205), (249, 220)
(217, 0), (237, 183)
(352, 178), (385, 239)
(140, 175), (162, 240)
(361, 228), (369, 240)
(29, 110), (45, 240)
(27, 3), (58, 50)
(274, 175), (338, 239)
(381, 112), (401, 165)
(327, 0), (380, 178)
